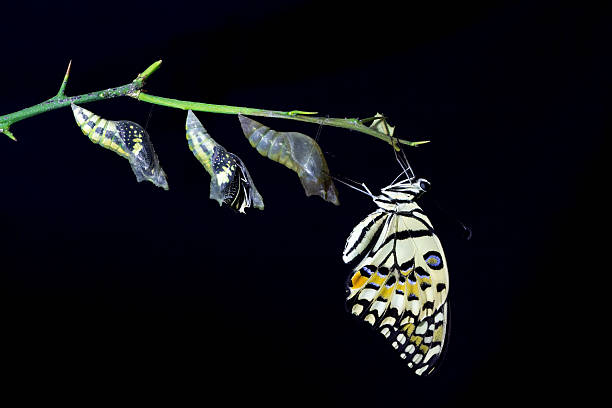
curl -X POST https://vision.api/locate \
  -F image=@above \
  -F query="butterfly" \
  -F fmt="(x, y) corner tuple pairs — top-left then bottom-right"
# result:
(342, 160), (450, 376)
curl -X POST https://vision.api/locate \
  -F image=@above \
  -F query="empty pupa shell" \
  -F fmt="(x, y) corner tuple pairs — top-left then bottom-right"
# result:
(239, 114), (339, 205)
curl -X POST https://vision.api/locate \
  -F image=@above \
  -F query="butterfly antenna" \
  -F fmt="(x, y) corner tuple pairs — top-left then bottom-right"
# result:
(431, 197), (473, 241)
(459, 220), (473, 240)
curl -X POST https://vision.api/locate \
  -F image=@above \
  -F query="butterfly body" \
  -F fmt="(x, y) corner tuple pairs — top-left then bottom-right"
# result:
(343, 178), (449, 376)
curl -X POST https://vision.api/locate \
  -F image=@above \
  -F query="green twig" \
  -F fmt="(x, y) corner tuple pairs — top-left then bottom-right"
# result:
(1, 60), (429, 148)
(134, 93), (428, 147)
(0, 60), (161, 141)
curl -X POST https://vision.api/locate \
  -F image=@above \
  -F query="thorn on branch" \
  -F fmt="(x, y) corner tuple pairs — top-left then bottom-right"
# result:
(1, 128), (17, 141)
(57, 60), (72, 97)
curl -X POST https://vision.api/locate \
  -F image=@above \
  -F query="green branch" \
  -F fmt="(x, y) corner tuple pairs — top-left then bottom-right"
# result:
(1, 60), (428, 148)
(0, 60), (159, 141)
(134, 93), (427, 147)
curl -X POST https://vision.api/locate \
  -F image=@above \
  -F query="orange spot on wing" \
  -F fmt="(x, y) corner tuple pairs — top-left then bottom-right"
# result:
(351, 273), (368, 289)
(378, 285), (393, 300)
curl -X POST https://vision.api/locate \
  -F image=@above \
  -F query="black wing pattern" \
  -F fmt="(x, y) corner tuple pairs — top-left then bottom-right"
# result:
(343, 200), (449, 375)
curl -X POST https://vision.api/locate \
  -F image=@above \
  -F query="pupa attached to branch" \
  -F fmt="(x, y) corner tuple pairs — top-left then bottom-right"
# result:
(238, 115), (339, 205)
(71, 104), (169, 190)
(186, 110), (264, 213)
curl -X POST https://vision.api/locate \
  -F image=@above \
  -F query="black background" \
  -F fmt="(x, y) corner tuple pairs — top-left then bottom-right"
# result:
(1, 1), (608, 405)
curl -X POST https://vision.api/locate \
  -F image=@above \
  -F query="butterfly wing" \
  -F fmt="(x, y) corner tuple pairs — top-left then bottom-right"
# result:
(343, 203), (449, 376)
(224, 152), (264, 213)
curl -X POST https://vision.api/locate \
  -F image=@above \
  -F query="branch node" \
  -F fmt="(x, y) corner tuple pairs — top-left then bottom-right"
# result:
(128, 89), (142, 99)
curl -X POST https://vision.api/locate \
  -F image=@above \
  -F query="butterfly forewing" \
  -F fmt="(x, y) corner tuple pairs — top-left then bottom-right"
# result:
(343, 209), (387, 264)
(343, 180), (449, 376)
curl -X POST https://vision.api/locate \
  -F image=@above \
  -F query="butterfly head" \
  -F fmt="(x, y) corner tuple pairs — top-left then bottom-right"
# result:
(382, 177), (430, 196)
(417, 178), (431, 194)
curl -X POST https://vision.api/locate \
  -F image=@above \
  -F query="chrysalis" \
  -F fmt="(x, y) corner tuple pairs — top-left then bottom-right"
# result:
(186, 110), (264, 213)
(238, 115), (339, 205)
(71, 104), (169, 190)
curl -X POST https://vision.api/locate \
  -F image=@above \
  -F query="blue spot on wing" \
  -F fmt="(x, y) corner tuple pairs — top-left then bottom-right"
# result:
(426, 255), (441, 267)
(422, 251), (444, 270)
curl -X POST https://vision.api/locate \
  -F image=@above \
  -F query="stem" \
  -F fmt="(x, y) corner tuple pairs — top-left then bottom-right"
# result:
(2, 83), (139, 125)
(135, 93), (428, 147)
(1, 59), (428, 147)
(0, 61), (160, 141)
(136, 59), (163, 81)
